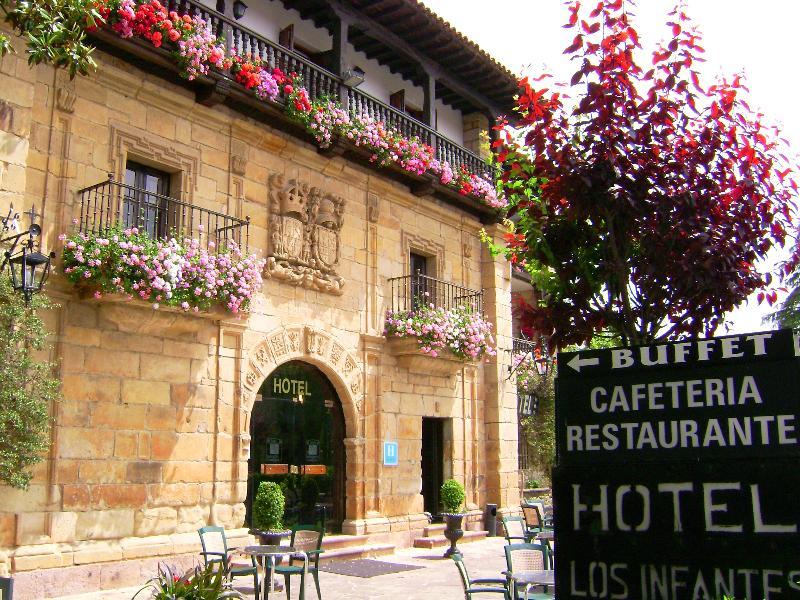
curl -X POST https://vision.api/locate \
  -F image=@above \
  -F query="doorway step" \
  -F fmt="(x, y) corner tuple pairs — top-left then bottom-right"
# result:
(320, 534), (395, 562)
(411, 523), (488, 549)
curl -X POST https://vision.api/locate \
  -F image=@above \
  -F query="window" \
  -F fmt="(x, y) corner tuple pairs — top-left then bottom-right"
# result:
(390, 90), (424, 122)
(123, 161), (171, 239)
(410, 252), (431, 308)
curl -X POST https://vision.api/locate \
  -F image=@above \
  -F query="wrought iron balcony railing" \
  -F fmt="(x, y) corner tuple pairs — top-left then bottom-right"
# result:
(76, 176), (250, 249)
(387, 273), (483, 315)
(159, 0), (492, 182)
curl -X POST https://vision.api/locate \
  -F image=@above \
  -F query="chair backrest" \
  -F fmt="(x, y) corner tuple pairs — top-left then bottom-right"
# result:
(451, 553), (471, 592)
(291, 524), (323, 552)
(502, 515), (528, 543)
(198, 525), (228, 565)
(521, 505), (542, 530)
(504, 542), (551, 572)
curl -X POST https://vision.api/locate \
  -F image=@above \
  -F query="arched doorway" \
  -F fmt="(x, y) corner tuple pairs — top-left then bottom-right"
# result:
(246, 360), (346, 533)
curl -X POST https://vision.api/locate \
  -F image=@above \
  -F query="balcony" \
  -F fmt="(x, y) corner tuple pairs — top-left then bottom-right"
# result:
(385, 273), (485, 375)
(89, 0), (499, 221)
(76, 176), (250, 249)
(387, 273), (483, 315)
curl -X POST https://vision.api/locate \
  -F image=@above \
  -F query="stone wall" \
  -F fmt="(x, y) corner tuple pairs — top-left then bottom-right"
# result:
(0, 27), (519, 587)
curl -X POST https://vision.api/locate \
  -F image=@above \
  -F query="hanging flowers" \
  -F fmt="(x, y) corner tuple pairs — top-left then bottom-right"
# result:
(60, 227), (265, 314)
(94, 0), (502, 208)
(384, 304), (496, 361)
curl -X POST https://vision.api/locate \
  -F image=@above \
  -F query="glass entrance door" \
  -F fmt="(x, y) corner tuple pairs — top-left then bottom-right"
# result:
(247, 361), (345, 532)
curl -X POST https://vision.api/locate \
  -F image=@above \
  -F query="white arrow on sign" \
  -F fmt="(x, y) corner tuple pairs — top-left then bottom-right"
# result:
(566, 354), (600, 373)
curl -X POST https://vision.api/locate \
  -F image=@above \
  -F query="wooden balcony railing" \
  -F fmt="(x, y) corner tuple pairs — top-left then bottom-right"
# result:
(160, 0), (492, 181)
(388, 273), (483, 315)
(76, 176), (250, 249)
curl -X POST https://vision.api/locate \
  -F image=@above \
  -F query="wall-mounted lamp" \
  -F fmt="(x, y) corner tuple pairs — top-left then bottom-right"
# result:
(0, 206), (54, 304)
(342, 66), (366, 88)
(232, 0), (247, 20)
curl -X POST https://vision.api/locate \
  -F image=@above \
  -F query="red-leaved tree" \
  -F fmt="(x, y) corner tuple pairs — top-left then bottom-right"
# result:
(493, 0), (799, 348)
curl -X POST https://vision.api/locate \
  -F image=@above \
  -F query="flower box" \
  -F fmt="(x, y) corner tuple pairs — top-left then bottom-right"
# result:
(387, 337), (476, 376)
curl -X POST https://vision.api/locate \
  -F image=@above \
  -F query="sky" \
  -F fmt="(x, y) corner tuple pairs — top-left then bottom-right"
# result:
(421, 0), (800, 335)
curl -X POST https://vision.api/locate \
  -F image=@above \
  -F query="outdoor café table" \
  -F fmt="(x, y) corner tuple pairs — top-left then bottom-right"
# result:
(508, 569), (556, 598)
(242, 545), (307, 599)
(535, 530), (554, 552)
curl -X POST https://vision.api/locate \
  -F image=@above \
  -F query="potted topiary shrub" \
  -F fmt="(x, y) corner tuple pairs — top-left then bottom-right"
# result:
(440, 478), (466, 558)
(251, 481), (290, 545)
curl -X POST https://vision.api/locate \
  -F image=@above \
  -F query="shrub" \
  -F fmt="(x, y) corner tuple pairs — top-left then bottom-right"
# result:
(440, 479), (465, 513)
(0, 273), (58, 489)
(252, 481), (285, 531)
(133, 562), (243, 599)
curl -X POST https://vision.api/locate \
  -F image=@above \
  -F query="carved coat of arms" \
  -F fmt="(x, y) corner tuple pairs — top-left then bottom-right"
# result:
(266, 174), (345, 294)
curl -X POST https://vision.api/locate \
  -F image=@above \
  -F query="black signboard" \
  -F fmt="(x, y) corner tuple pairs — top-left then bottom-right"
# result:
(553, 330), (800, 599)
(0, 577), (12, 600)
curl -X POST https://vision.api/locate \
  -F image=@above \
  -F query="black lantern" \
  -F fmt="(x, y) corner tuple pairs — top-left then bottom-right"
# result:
(6, 244), (54, 303)
(232, 0), (247, 19)
(0, 205), (53, 304)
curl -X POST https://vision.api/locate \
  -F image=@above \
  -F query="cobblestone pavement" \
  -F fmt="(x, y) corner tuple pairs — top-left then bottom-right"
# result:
(52, 537), (509, 599)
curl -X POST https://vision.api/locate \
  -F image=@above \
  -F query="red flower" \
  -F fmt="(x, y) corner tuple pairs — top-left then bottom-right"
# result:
(284, 84), (293, 95)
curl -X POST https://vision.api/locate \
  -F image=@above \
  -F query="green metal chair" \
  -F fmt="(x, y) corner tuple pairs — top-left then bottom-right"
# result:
(521, 503), (553, 537)
(503, 542), (553, 600)
(273, 524), (325, 600)
(452, 553), (510, 599)
(197, 525), (260, 600)
(501, 515), (532, 544)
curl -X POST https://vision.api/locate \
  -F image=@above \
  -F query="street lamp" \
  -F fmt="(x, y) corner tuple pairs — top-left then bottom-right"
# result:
(0, 205), (54, 304)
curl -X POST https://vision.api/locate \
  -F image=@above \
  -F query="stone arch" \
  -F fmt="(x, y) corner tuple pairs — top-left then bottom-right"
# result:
(241, 325), (363, 442)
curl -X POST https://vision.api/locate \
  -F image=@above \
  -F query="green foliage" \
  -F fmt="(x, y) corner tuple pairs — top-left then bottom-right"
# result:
(252, 481), (285, 531)
(0, 0), (107, 78)
(0, 273), (58, 489)
(768, 270), (800, 329)
(133, 562), (244, 599)
(440, 478), (465, 513)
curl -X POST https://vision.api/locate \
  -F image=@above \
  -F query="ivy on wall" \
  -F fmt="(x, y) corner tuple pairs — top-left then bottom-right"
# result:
(0, 273), (58, 489)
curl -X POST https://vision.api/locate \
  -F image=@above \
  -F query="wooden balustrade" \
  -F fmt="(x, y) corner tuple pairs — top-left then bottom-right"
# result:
(159, 0), (492, 180)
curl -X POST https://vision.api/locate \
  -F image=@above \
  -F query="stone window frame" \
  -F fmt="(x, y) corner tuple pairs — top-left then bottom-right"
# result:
(401, 231), (445, 279)
(108, 122), (199, 200)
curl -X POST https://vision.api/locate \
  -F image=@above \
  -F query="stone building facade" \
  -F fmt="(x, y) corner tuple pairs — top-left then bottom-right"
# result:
(0, 0), (521, 595)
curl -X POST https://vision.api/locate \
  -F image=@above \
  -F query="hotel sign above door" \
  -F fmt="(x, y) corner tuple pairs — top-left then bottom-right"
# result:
(553, 330), (800, 600)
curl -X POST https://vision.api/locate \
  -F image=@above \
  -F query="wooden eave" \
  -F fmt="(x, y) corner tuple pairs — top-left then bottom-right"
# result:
(279, 0), (518, 116)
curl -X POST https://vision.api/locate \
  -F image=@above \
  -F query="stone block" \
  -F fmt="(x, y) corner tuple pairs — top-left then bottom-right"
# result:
(163, 339), (210, 359)
(60, 428), (114, 459)
(161, 461), (213, 484)
(78, 460), (127, 484)
(140, 353), (191, 382)
(63, 484), (91, 510)
(176, 505), (209, 533)
(62, 374), (120, 403)
(149, 483), (201, 507)
(101, 330), (163, 354)
(75, 509), (134, 541)
(114, 432), (138, 458)
(72, 539), (124, 564)
(170, 530), (203, 554)
(0, 514), (15, 546)
(91, 402), (147, 429)
(65, 325), (101, 347)
(133, 507), (178, 536)
(85, 347), (140, 378)
(126, 461), (163, 484)
(122, 379), (171, 405)
(145, 405), (178, 430)
(11, 544), (69, 571)
(90, 484), (147, 509)
(50, 512), (78, 543)
(150, 431), (178, 460)
(120, 534), (173, 559)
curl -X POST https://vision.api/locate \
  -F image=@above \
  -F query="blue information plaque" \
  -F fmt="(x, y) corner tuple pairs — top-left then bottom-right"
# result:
(383, 441), (398, 466)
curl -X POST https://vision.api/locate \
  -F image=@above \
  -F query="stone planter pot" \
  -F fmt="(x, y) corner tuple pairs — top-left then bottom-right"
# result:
(442, 513), (465, 558)
(249, 528), (290, 546)
(387, 337), (476, 376)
